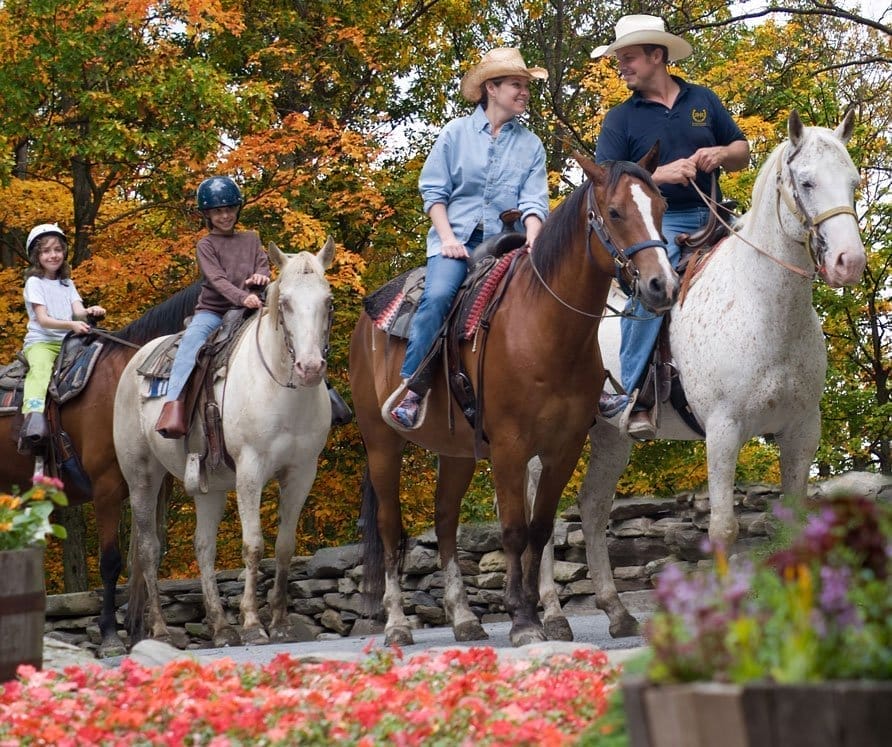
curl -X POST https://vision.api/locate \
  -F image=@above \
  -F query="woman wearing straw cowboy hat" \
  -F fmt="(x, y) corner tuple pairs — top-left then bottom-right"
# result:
(387, 47), (550, 430)
(593, 14), (750, 439)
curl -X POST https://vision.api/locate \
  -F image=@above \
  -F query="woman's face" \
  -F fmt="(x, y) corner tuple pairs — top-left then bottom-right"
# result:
(487, 76), (532, 116)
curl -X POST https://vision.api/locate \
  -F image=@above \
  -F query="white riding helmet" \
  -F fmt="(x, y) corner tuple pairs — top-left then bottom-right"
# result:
(26, 223), (67, 255)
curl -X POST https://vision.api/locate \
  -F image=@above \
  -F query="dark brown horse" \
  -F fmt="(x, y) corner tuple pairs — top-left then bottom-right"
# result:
(350, 150), (677, 647)
(0, 283), (200, 656)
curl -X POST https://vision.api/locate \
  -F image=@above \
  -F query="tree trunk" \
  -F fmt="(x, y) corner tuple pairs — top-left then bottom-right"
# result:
(57, 504), (88, 592)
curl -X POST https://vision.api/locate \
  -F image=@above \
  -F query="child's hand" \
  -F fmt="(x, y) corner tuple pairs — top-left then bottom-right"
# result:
(243, 293), (263, 310)
(86, 305), (106, 318)
(245, 273), (269, 287)
(71, 320), (92, 334)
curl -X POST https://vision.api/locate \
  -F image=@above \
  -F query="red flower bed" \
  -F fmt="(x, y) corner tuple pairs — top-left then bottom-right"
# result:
(0, 646), (618, 745)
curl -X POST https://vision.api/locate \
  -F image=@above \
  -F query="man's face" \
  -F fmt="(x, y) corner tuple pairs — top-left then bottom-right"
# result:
(613, 45), (660, 91)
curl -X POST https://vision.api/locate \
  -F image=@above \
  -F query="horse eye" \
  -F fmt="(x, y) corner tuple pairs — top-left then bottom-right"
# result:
(609, 207), (622, 220)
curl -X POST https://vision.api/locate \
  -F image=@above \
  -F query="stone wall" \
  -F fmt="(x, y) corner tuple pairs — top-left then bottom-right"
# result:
(44, 473), (892, 656)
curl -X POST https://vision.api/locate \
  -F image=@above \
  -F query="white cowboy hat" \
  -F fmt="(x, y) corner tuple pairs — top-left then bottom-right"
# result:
(460, 47), (548, 103)
(593, 14), (693, 62)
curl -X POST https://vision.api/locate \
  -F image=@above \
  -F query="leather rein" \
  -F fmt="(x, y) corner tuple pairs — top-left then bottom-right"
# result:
(528, 181), (667, 319)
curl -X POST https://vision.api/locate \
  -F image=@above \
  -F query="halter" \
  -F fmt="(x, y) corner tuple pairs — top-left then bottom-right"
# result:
(775, 142), (858, 275)
(255, 290), (333, 389)
(586, 182), (667, 297)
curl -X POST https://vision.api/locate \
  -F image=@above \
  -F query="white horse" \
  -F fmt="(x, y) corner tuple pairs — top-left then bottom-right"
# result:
(115, 238), (335, 648)
(533, 110), (867, 638)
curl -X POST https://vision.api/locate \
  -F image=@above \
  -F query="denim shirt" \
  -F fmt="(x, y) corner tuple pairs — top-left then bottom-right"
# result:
(419, 105), (549, 256)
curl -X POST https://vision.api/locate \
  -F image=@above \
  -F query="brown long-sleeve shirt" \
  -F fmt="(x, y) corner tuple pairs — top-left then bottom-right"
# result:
(195, 231), (270, 315)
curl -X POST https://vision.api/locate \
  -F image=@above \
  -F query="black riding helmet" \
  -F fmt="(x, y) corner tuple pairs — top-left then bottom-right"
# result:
(196, 176), (243, 226)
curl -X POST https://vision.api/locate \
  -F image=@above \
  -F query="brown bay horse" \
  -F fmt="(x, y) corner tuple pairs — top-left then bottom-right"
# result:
(350, 150), (678, 647)
(0, 283), (200, 656)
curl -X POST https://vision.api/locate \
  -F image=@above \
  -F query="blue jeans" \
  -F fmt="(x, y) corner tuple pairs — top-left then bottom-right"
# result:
(166, 310), (223, 401)
(400, 231), (483, 382)
(620, 207), (709, 396)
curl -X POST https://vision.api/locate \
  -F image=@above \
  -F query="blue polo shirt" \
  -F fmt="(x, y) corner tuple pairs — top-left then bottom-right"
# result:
(595, 76), (746, 210)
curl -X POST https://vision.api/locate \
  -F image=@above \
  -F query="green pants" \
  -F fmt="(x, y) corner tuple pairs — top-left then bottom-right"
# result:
(22, 341), (61, 414)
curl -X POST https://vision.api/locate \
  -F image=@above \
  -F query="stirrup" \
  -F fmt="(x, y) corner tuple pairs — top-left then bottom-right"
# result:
(381, 380), (429, 432)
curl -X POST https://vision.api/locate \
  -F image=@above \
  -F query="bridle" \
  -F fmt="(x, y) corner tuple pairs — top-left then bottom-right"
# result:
(255, 285), (333, 389)
(528, 180), (667, 319)
(775, 142), (858, 276)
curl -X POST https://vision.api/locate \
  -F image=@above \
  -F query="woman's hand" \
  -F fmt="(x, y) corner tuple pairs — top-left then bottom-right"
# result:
(439, 239), (469, 259)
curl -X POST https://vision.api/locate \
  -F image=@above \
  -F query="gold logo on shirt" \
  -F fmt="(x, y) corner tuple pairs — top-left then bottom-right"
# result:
(691, 108), (708, 126)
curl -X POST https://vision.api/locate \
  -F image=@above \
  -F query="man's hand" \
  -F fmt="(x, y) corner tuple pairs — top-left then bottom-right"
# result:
(653, 158), (697, 186)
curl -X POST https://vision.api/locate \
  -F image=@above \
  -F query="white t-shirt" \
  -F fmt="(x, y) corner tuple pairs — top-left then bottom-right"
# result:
(23, 275), (83, 346)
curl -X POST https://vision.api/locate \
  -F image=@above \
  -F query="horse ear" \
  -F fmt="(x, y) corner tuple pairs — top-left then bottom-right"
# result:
(639, 142), (660, 174)
(573, 152), (605, 184)
(268, 241), (288, 270)
(788, 110), (805, 148)
(834, 107), (856, 144)
(317, 235), (336, 271)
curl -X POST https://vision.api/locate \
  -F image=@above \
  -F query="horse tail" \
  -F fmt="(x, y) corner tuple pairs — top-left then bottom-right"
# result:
(359, 467), (384, 613)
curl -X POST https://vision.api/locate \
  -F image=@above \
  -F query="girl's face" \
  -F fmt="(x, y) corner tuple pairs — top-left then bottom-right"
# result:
(205, 205), (239, 234)
(37, 237), (66, 278)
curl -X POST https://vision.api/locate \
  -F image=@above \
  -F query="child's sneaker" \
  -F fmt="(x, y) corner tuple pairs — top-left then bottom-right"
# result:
(598, 391), (628, 419)
(390, 391), (423, 428)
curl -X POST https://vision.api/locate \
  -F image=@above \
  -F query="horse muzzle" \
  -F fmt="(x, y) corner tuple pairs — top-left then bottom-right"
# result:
(293, 359), (327, 387)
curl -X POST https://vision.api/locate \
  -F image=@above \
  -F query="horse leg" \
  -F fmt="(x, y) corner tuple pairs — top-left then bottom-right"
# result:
(233, 469), (270, 646)
(267, 465), (317, 642)
(775, 409), (821, 501)
(579, 421), (639, 636)
(362, 436), (415, 647)
(527, 458), (573, 641)
(193, 489), (241, 647)
(128, 467), (173, 643)
(92, 477), (128, 657)
(704, 417), (746, 547)
(434, 455), (487, 642)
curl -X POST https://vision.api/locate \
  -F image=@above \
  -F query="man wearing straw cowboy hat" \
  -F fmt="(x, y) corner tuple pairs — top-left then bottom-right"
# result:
(593, 14), (750, 439)
(387, 47), (550, 430)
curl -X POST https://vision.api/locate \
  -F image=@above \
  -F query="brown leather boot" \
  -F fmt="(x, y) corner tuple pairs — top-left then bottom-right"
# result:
(155, 400), (187, 439)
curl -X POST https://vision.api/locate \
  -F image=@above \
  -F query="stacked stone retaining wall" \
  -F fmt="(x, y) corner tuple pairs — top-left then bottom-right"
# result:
(44, 474), (892, 655)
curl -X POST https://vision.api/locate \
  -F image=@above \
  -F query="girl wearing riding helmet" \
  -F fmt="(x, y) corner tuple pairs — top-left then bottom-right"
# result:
(155, 176), (270, 438)
(20, 223), (106, 450)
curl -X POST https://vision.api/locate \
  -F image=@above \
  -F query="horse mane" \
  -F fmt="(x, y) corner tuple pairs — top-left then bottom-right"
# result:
(748, 140), (785, 217)
(532, 160), (659, 288)
(107, 281), (202, 348)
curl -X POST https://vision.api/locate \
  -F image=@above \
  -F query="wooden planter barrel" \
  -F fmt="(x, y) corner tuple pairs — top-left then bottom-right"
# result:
(623, 677), (892, 747)
(0, 546), (46, 682)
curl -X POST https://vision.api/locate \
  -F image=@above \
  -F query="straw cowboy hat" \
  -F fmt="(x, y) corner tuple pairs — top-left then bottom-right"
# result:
(460, 47), (548, 103)
(593, 14), (693, 62)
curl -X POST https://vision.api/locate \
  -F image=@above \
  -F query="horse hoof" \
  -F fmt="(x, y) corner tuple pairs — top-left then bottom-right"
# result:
(544, 616), (574, 641)
(608, 612), (640, 638)
(98, 636), (128, 659)
(384, 626), (414, 647)
(241, 626), (270, 646)
(453, 619), (488, 642)
(268, 625), (296, 644)
(213, 627), (243, 648)
(510, 625), (547, 648)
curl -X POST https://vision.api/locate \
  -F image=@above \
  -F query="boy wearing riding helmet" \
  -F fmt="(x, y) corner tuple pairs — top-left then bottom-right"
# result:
(20, 223), (106, 451)
(155, 176), (270, 438)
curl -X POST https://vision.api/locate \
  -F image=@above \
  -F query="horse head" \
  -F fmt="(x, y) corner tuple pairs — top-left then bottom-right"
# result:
(779, 109), (866, 287)
(576, 145), (678, 313)
(265, 237), (336, 387)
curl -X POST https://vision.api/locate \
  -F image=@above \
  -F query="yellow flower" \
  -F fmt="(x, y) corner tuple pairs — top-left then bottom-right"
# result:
(0, 521), (12, 531)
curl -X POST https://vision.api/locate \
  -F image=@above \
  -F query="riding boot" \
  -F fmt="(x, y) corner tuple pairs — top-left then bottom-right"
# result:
(18, 412), (49, 454)
(327, 381), (353, 426)
(155, 400), (187, 439)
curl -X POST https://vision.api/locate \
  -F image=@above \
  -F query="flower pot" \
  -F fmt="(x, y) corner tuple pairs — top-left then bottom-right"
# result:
(0, 546), (46, 682)
(623, 677), (892, 747)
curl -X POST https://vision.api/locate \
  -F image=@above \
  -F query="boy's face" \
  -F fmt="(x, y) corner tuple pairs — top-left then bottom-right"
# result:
(205, 205), (239, 234)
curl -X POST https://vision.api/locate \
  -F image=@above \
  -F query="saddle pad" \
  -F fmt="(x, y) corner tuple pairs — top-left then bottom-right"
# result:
(456, 250), (521, 340)
(363, 266), (426, 340)
(0, 358), (26, 415)
(49, 335), (105, 405)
